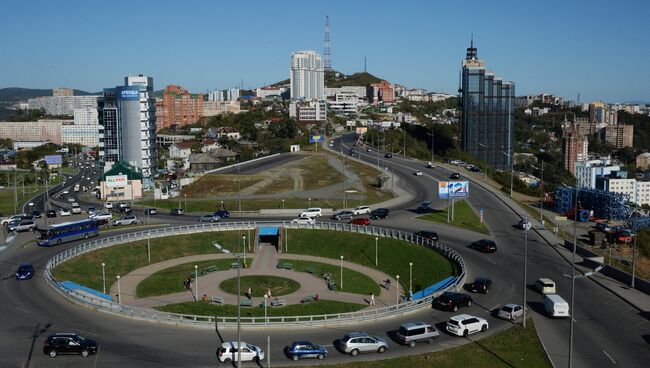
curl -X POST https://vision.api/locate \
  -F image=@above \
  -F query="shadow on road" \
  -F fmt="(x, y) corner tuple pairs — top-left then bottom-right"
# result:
(25, 322), (52, 366)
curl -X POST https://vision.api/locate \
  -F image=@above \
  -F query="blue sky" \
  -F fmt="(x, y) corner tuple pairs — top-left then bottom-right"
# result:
(1, 0), (648, 102)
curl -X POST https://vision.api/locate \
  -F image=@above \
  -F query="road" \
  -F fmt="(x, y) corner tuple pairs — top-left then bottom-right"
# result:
(0, 145), (648, 367)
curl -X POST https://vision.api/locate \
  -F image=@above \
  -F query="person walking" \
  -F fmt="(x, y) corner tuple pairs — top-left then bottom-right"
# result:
(247, 287), (252, 299)
(370, 293), (375, 306)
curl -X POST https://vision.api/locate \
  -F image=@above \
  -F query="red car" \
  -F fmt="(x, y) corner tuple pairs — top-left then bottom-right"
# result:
(350, 218), (370, 226)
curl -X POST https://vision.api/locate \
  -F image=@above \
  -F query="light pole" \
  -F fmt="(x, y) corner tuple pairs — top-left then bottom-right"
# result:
(632, 182), (638, 288)
(502, 151), (514, 197)
(409, 262), (413, 295)
(242, 235), (247, 267)
(263, 294), (268, 324)
(568, 184), (579, 368)
(396, 275), (400, 304)
(523, 231), (528, 327)
(282, 199), (285, 209)
(340, 256), (344, 290)
(308, 197), (311, 208)
(117, 275), (121, 305)
(101, 262), (106, 294)
(220, 200), (224, 210)
(194, 265), (198, 300)
(375, 237), (379, 266)
(532, 160), (545, 227)
(147, 232), (151, 263)
(478, 143), (488, 181)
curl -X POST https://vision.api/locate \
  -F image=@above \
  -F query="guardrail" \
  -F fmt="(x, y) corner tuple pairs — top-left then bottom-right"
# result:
(45, 221), (466, 328)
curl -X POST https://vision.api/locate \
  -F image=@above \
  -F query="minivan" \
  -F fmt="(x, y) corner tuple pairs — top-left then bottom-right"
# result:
(395, 321), (439, 347)
(543, 294), (570, 318)
(535, 278), (556, 294)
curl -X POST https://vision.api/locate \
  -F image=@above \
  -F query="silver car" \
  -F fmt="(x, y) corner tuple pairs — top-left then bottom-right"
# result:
(497, 303), (524, 320)
(338, 332), (387, 356)
(331, 210), (354, 220)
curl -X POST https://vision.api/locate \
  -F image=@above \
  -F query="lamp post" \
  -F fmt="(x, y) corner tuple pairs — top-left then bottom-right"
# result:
(523, 231), (528, 327)
(220, 200), (224, 210)
(242, 235), (247, 266)
(502, 151), (514, 197)
(282, 199), (285, 209)
(396, 275), (400, 304)
(340, 256), (344, 290)
(264, 294), (268, 324)
(478, 143), (488, 181)
(632, 182), (638, 288)
(194, 265), (198, 300)
(117, 275), (121, 305)
(308, 197), (311, 208)
(101, 262), (106, 294)
(531, 160), (545, 227)
(409, 262), (413, 295)
(568, 184), (579, 368)
(147, 232), (151, 263)
(375, 237), (379, 266)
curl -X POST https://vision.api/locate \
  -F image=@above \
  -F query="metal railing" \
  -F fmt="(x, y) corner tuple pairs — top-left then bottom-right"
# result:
(45, 221), (466, 328)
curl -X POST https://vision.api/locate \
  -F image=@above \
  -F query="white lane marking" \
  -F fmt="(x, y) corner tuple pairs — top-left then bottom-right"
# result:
(486, 258), (497, 265)
(602, 350), (616, 364)
(13, 306), (31, 314)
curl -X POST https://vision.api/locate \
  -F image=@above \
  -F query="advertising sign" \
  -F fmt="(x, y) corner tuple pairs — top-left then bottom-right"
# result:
(346, 120), (356, 127)
(438, 181), (469, 199)
(117, 87), (140, 101)
(309, 135), (325, 143)
(355, 127), (368, 135)
(106, 174), (128, 187)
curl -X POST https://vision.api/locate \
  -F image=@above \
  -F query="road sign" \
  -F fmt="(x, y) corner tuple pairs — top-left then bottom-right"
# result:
(479, 208), (484, 224)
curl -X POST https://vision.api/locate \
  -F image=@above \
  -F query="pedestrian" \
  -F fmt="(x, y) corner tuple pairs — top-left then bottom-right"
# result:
(267, 288), (272, 299)
(202, 294), (208, 302)
(370, 293), (375, 306)
(247, 287), (252, 299)
(385, 279), (391, 290)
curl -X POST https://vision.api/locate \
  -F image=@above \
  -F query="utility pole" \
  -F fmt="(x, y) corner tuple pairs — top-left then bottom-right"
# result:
(13, 169), (17, 214)
(632, 182), (638, 288)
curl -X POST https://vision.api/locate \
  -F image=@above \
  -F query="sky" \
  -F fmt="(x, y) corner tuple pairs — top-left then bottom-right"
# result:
(0, 0), (648, 103)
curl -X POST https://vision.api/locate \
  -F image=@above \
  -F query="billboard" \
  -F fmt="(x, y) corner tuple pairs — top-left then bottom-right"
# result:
(44, 155), (63, 165)
(105, 175), (128, 187)
(355, 127), (368, 135)
(438, 181), (469, 199)
(309, 135), (325, 143)
(117, 86), (140, 101)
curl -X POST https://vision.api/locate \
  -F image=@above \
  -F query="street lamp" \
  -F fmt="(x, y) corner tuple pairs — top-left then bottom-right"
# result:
(308, 198), (311, 208)
(427, 127), (435, 163)
(502, 151), (514, 197)
(395, 275), (400, 304)
(147, 232), (151, 263)
(478, 143), (488, 181)
(531, 160), (545, 227)
(101, 262), (106, 294)
(194, 265), (199, 300)
(263, 294), (268, 324)
(409, 262), (413, 295)
(282, 199), (285, 209)
(116, 275), (121, 305)
(340, 256), (344, 290)
(522, 231), (528, 327)
(375, 237), (379, 266)
(242, 235), (247, 266)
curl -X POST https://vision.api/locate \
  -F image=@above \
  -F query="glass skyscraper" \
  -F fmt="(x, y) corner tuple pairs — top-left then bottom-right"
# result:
(460, 41), (515, 170)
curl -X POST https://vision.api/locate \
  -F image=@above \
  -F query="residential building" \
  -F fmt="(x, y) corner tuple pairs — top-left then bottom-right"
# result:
(574, 159), (621, 190)
(168, 141), (195, 159)
(0, 120), (67, 144)
(216, 127), (240, 140)
(73, 108), (99, 125)
(61, 124), (101, 147)
(459, 40), (515, 170)
(201, 138), (221, 152)
(98, 74), (157, 185)
(636, 152), (650, 170)
(327, 91), (359, 117)
(53, 88), (73, 97)
(367, 80), (395, 104)
(290, 50), (324, 100)
(156, 85), (204, 130)
(188, 149), (237, 172)
(12, 141), (52, 150)
(599, 176), (650, 206)
(324, 86), (367, 99)
(589, 101), (605, 123)
(604, 124), (633, 148)
(562, 126), (589, 174)
(28, 95), (99, 116)
(572, 117), (598, 136)
(289, 100), (327, 122)
(203, 100), (241, 116)
(256, 86), (288, 99)
(208, 90), (224, 101)
(226, 88), (240, 101)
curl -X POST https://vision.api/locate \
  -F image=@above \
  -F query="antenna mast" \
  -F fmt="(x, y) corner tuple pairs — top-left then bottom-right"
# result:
(324, 15), (332, 71)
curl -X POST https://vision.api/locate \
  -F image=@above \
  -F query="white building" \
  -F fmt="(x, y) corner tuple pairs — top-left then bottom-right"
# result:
(61, 124), (101, 147)
(289, 100), (327, 121)
(208, 90), (224, 101)
(604, 178), (650, 206)
(327, 91), (359, 117)
(256, 86), (287, 99)
(28, 95), (99, 116)
(574, 159), (621, 190)
(324, 86), (367, 99)
(226, 88), (240, 101)
(290, 50), (324, 100)
(73, 108), (99, 125)
(203, 100), (241, 116)
(13, 141), (51, 150)
(168, 142), (193, 159)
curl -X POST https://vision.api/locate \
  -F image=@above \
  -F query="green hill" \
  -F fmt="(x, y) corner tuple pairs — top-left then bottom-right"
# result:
(326, 71), (382, 87)
(0, 87), (98, 102)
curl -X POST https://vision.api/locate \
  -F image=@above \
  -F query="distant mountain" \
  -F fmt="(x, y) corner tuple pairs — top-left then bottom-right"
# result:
(625, 100), (650, 105)
(0, 87), (99, 102)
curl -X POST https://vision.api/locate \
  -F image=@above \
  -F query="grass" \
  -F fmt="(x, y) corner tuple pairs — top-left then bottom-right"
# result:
(285, 229), (456, 291)
(292, 153), (345, 190)
(291, 319), (551, 368)
(53, 231), (249, 292)
(220, 275), (301, 297)
(417, 199), (490, 235)
(180, 174), (264, 197)
(279, 259), (381, 296)
(0, 173), (64, 215)
(136, 259), (239, 298)
(154, 299), (366, 317)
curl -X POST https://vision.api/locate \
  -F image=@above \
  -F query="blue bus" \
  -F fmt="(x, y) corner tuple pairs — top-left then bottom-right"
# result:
(36, 219), (100, 247)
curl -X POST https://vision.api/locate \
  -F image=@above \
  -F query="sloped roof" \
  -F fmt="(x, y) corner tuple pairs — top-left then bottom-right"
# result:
(100, 161), (143, 181)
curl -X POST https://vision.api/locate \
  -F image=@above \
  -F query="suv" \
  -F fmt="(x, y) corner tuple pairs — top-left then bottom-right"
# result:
(46, 209), (57, 218)
(351, 206), (371, 215)
(43, 333), (99, 358)
(470, 239), (497, 253)
(416, 201), (433, 212)
(414, 231), (439, 241)
(467, 277), (493, 294)
(8, 219), (36, 232)
(171, 208), (184, 216)
(331, 210), (354, 220)
(395, 321), (440, 347)
(370, 208), (389, 219)
(71, 203), (82, 214)
(433, 292), (473, 312)
(113, 215), (140, 226)
(104, 202), (113, 209)
(298, 208), (322, 218)
(214, 210), (230, 218)
(446, 314), (488, 337)
(2, 214), (29, 226)
(338, 332), (387, 356)
(217, 342), (264, 364)
(91, 212), (112, 221)
(286, 341), (328, 361)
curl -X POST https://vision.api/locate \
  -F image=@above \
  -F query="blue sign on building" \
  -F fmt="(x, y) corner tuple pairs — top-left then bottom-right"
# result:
(117, 87), (140, 100)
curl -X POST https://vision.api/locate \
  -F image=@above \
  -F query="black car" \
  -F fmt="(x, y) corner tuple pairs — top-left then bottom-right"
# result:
(144, 208), (158, 216)
(470, 239), (497, 253)
(469, 166), (482, 173)
(15, 264), (35, 280)
(32, 210), (42, 219)
(384, 153), (393, 158)
(468, 277), (493, 294)
(214, 210), (230, 218)
(119, 206), (132, 214)
(43, 333), (99, 358)
(370, 208), (389, 219)
(433, 292), (473, 312)
(414, 231), (439, 241)
(171, 208), (184, 216)
(46, 210), (57, 218)
(450, 173), (461, 179)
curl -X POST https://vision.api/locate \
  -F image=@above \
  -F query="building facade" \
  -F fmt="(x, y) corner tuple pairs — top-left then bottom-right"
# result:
(574, 159), (621, 190)
(289, 100), (327, 121)
(156, 85), (204, 130)
(562, 128), (589, 174)
(28, 95), (99, 116)
(604, 124), (633, 148)
(0, 120), (67, 144)
(53, 88), (74, 97)
(61, 124), (101, 147)
(459, 41), (515, 170)
(226, 88), (240, 101)
(202, 100), (241, 116)
(73, 108), (99, 125)
(636, 152), (650, 170)
(600, 177), (650, 206)
(98, 75), (157, 185)
(290, 50), (324, 100)
(367, 80), (395, 104)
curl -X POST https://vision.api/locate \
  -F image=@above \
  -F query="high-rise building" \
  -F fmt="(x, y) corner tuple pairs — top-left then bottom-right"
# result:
(156, 85), (204, 130)
(290, 50), (324, 100)
(98, 75), (157, 185)
(367, 80), (395, 104)
(0, 120), (68, 144)
(226, 88), (240, 101)
(459, 40), (515, 170)
(208, 90), (224, 101)
(604, 124), (633, 148)
(562, 126), (589, 174)
(73, 108), (99, 125)
(28, 95), (99, 116)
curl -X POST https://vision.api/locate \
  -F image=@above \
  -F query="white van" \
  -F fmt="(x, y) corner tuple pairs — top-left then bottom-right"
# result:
(71, 203), (82, 214)
(543, 294), (570, 318)
(535, 278), (557, 294)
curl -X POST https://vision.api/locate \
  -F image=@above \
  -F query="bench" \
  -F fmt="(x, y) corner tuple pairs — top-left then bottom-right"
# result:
(327, 280), (337, 290)
(240, 300), (253, 307)
(231, 262), (240, 269)
(211, 296), (224, 304)
(304, 267), (316, 274)
(200, 266), (218, 276)
(271, 299), (286, 307)
(301, 296), (315, 303)
(322, 272), (333, 281)
(279, 262), (294, 270)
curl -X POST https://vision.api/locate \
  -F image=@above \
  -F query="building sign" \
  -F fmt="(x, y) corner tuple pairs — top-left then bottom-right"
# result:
(44, 155), (63, 165)
(346, 120), (356, 127)
(105, 174), (128, 187)
(309, 135), (325, 143)
(355, 127), (368, 135)
(117, 87), (140, 101)
(438, 181), (469, 199)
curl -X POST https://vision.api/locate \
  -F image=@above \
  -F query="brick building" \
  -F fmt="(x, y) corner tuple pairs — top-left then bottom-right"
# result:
(604, 124), (633, 148)
(367, 80), (395, 104)
(156, 85), (204, 130)
(562, 126), (589, 175)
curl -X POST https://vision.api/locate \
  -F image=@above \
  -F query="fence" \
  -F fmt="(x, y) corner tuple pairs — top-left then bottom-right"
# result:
(45, 221), (466, 328)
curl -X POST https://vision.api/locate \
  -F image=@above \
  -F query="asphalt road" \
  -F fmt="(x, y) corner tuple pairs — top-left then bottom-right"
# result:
(0, 148), (648, 367)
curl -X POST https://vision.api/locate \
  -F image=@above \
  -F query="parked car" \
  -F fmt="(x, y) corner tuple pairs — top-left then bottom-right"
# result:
(113, 215), (140, 226)
(433, 292), (473, 312)
(395, 321), (440, 347)
(214, 210), (230, 218)
(291, 217), (315, 225)
(15, 264), (35, 280)
(8, 219), (36, 232)
(331, 210), (354, 220)
(286, 341), (328, 361)
(369, 208), (389, 219)
(518, 219), (532, 231)
(86, 207), (97, 216)
(298, 208), (322, 218)
(497, 303), (524, 320)
(104, 202), (113, 209)
(470, 239), (497, 253)
(450, 172), (461, 179)
(71, 203), (82, 214)
(414, 231), (439, 241)
(144, 208), (158, 216)
(416, 201), (433, 212)
(351, 206), (371, 215)
(43, 333), (99, 358)
(469, 166), (482, 173)
(384, 153), (392, 158)
(413, 170), (423, 176)
(119, 206), (132, 214)
(535, 278), (557, 294)
(32, 210), (42, 219)
(170, 208), (184, 216)
(91, 212), (112, 221)
(350, 218), (370, 226)
(337, 332), (387, 356)
(199, 214), (221, 223)
(46, 210), (57, 218)
(59, 208), (71, 216)
(117, 202), (129, 209)
(217, 342), (264, 364)
(2, 214), (28, 226)
(467, 277), (493, 294)
(446, 314), (488, 337)
(67, 197), (75, 203)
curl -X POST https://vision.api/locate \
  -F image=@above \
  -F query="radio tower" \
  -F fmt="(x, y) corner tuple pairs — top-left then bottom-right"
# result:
(324, 15), (332, 71)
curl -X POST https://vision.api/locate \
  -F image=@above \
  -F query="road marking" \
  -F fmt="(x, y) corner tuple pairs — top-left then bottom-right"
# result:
(486, 258), (497, 265)
(602, 350), (616, 364)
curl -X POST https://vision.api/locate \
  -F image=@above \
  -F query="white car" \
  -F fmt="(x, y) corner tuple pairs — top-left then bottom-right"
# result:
(71, 203), (82, 214)
(91, 212), (112, 221)
(446, 314), (489, 337)
(217, 342), (264, 364)
(414, 170), (423, 176)
(113, 215), (140, 226)
(298, 208), (322, 218)
(351, 206), (371, 215)
(67, 197), (75, 202)
(105, 202), (113, 209)
(62, 190), (69, 195)
(427, 162), (435, 168)
(291, 217), (315, 225)
(497, 304), (524, 320)
(518, 219), (532, 231)
(59, 208), (71, 216)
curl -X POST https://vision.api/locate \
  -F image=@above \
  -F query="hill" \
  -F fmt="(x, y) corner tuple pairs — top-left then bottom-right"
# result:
(326, 71), (382, 87)
(0, 87), (98, 102)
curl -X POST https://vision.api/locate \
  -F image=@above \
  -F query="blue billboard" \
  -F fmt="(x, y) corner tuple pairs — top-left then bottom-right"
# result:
(117, 86), (140, 101)
(309, 135), (325, 143)
(438, 181), (469, 199)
